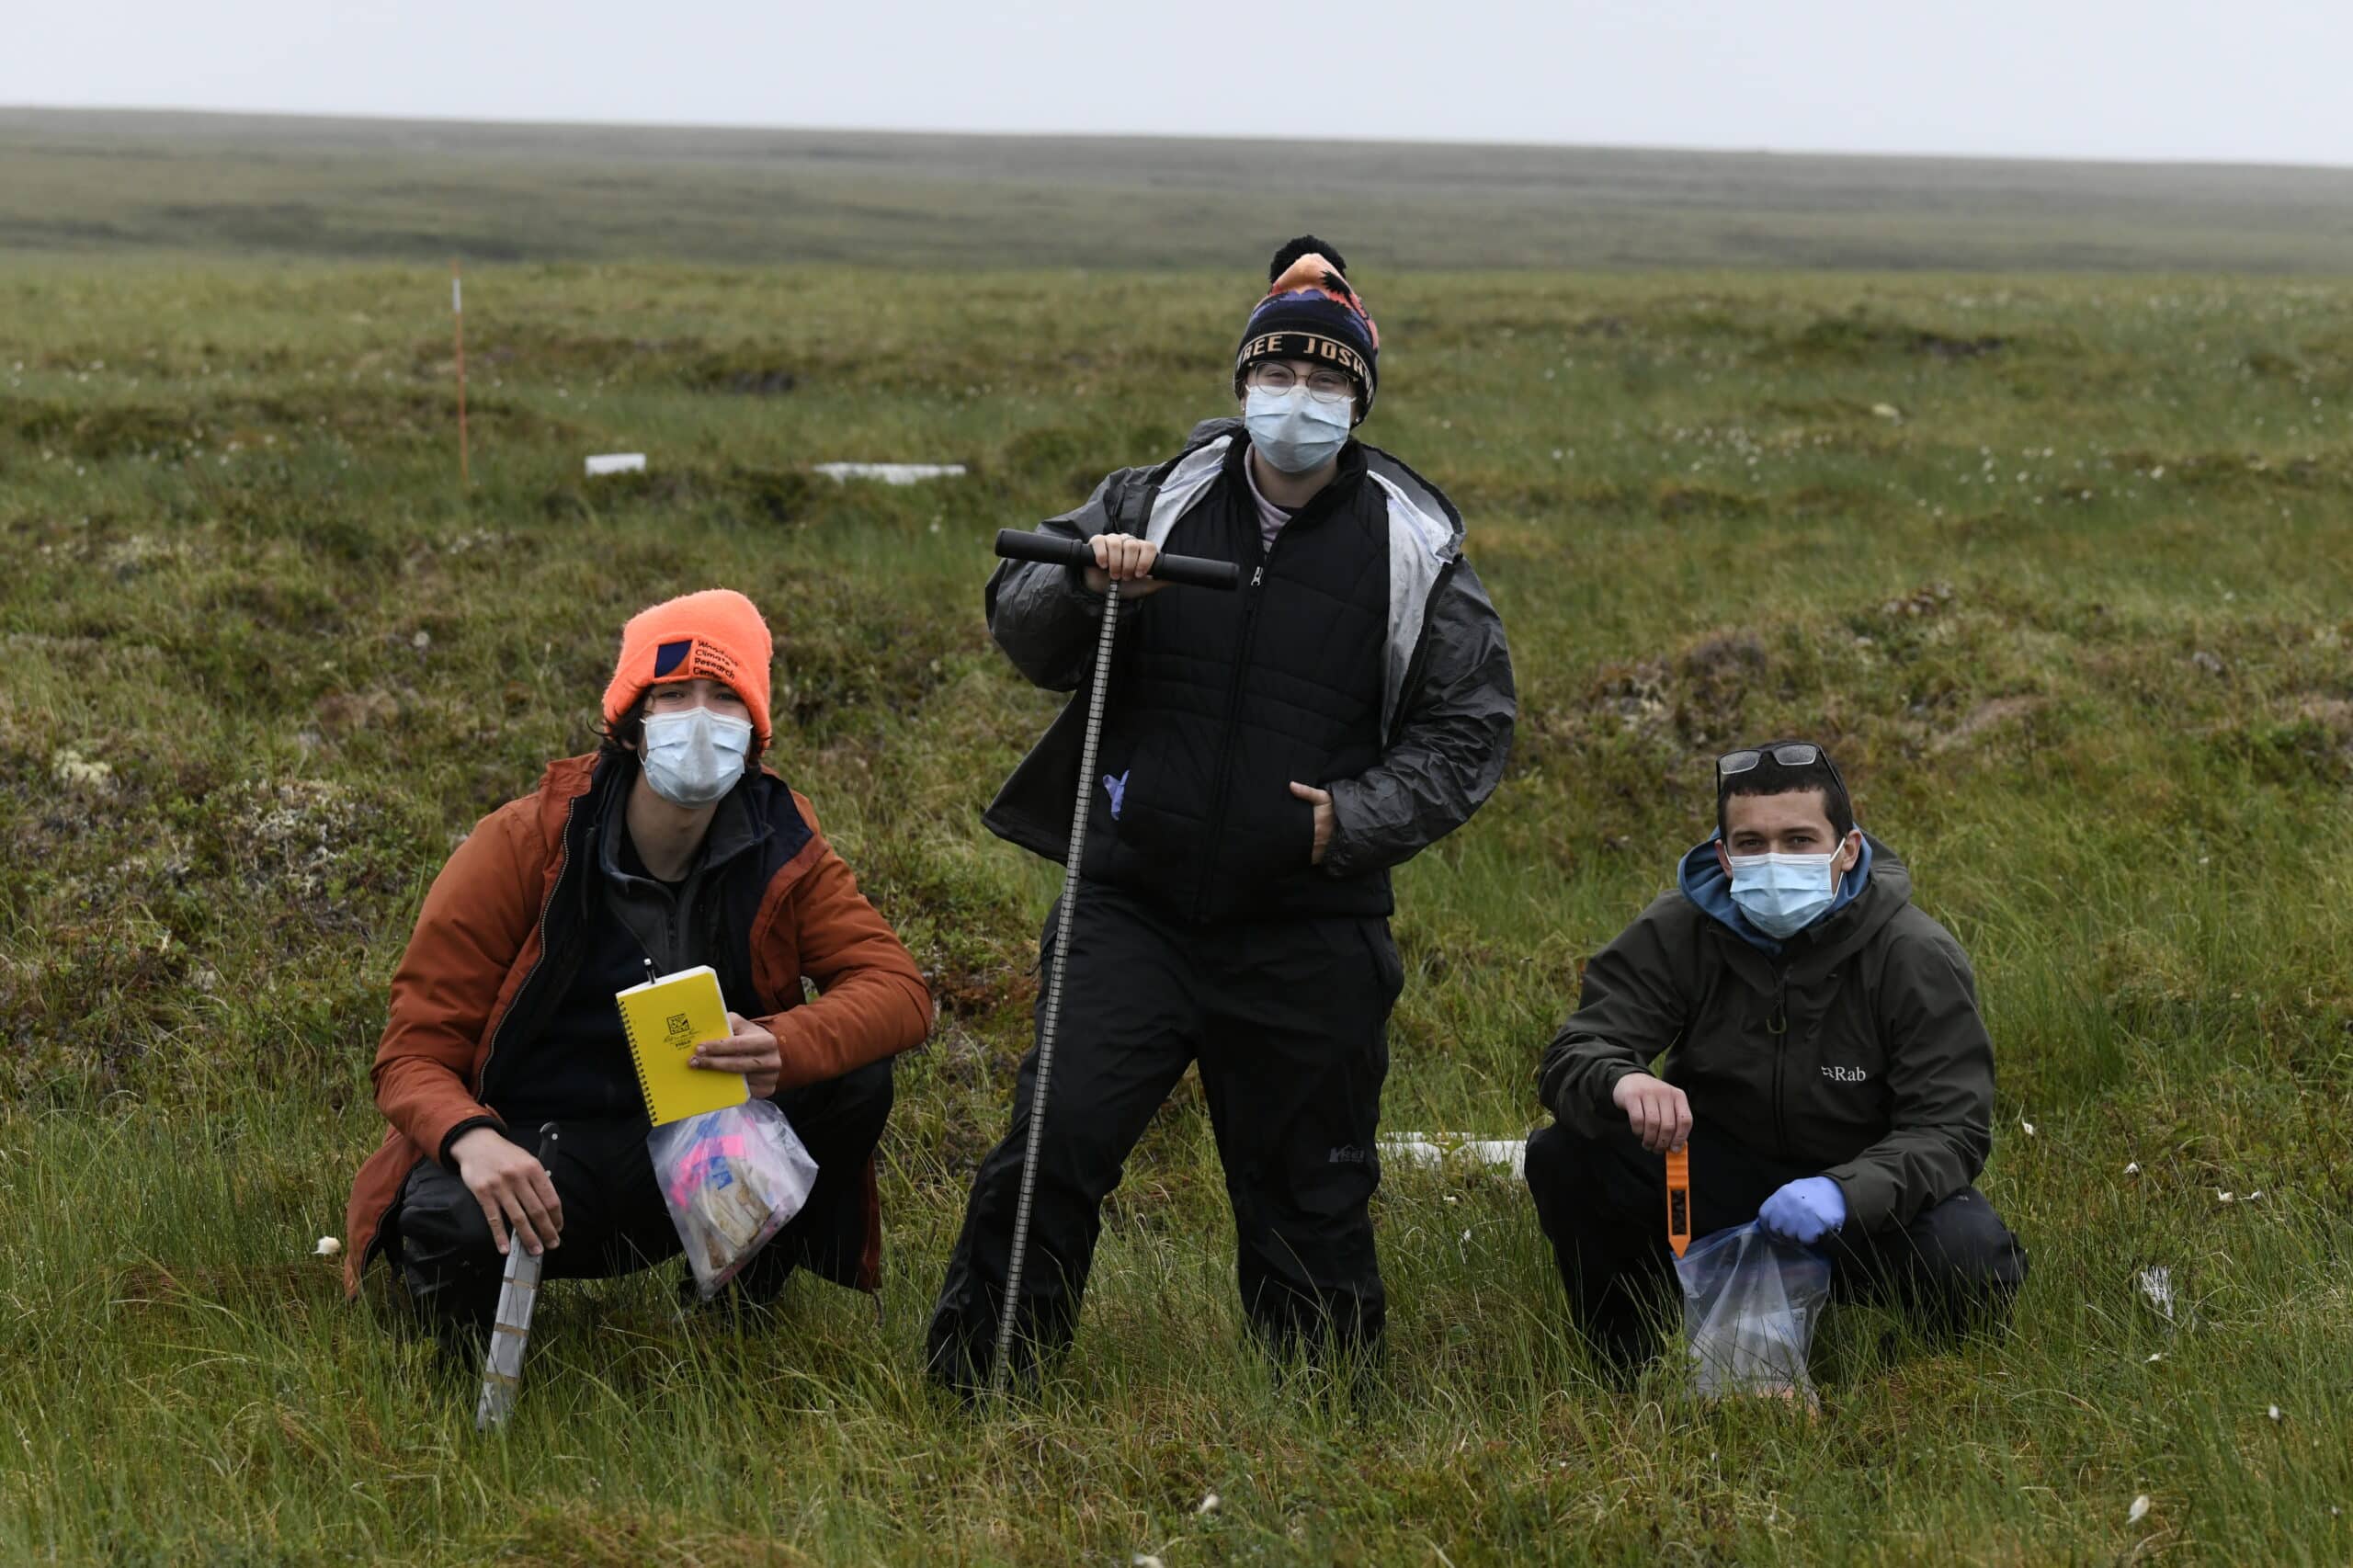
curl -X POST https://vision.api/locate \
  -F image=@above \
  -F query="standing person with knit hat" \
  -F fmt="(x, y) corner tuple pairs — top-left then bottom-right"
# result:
(928, 238), (1516, 1392)
(342, 588), (932, 1341)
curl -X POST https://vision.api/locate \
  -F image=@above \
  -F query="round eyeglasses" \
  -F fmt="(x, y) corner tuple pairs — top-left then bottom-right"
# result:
(1246, 363), (1357, 403)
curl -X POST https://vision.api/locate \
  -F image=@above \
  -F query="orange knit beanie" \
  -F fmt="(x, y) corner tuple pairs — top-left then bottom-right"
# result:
(602, 589), (774, 750)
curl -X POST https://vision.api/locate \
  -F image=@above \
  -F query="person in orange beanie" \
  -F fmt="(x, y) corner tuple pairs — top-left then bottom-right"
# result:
(343, 588), (932, 1339)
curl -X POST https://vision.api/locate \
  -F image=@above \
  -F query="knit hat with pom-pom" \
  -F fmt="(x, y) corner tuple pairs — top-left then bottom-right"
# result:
(1232, 235), (1381, 422)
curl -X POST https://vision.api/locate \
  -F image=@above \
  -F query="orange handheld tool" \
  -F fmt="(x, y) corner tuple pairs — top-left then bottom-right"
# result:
(1665, 1144), (1692, 1258)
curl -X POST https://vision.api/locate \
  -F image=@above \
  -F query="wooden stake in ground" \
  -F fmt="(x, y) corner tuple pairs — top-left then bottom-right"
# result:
(451, 260), (470, 489)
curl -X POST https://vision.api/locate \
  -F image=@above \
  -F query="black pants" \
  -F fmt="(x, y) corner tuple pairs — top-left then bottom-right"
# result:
(926, 882), (1403, 1390)
(1523, 1115), (2027, 1368)
(388, 1060), (893, 1333)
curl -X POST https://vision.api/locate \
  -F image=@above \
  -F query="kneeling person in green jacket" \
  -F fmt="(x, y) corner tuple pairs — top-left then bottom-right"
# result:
(1526, 740), (2026, 1369)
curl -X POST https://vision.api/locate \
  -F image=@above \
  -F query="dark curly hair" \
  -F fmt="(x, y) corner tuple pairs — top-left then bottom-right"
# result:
(596, 699), (645, 761)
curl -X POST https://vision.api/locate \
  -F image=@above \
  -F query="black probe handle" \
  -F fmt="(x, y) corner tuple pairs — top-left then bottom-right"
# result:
(994, 528), (1240, 591)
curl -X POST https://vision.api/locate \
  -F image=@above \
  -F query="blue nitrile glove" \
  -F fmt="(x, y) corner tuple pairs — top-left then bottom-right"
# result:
(1757, 1176), (1846, 1245)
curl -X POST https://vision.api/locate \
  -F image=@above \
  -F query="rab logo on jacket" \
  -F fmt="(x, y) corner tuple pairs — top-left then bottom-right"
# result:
(1821, 1064), (1869, 1084)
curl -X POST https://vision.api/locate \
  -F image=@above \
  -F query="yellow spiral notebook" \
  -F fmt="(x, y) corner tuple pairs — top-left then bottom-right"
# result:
(615, 965), (750, 1126)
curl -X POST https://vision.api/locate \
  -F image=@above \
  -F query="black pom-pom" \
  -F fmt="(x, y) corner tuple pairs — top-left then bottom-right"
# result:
(1268, 234), (1348, 284)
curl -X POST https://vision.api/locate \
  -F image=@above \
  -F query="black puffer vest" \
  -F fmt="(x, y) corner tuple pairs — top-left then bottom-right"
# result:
(1084, 438), (1390, 921)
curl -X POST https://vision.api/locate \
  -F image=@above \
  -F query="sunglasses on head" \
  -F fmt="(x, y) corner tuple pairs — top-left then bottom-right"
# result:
(1716, 743), (1847, 790)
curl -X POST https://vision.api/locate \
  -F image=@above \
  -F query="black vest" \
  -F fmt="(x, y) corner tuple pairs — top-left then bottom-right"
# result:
(1084, 438), (1390, 921)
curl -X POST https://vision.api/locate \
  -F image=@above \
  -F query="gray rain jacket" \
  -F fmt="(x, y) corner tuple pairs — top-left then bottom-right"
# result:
(982, 418), (1515, 896)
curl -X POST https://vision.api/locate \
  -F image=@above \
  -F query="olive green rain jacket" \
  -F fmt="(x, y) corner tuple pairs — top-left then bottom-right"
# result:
(1538, 836), (1996, 1231)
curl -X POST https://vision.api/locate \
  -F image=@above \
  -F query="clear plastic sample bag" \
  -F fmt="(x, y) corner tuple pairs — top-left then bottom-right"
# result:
(1676, 1221), (1833, 1403)
(648, 1099), (820, 1298)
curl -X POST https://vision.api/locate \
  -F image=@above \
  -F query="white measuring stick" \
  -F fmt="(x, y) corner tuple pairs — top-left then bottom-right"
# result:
(475, 1124), (559, 1431)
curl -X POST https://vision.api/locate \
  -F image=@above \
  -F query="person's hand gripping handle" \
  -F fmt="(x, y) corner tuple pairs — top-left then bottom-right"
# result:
(993, 528), (1241, 591)
(451, 1122), (564, 1258)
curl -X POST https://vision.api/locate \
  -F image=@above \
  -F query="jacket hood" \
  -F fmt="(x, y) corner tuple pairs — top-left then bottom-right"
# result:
(1177, 415), (1464, 560)
(1184, 414), (1241, 448)
(1679, 832), (1903, 958)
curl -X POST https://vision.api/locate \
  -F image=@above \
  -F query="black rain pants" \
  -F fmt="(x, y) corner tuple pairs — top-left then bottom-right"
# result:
(926, 882), (1403, 1391)
(386, 1059), (893, 1334)
(1523, 1113), (2027, 1369)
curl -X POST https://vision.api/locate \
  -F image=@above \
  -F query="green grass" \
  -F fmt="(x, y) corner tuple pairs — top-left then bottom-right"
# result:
(3, 256), (2352, 1563)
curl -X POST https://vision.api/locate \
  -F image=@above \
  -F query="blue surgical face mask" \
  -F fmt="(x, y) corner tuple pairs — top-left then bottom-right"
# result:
(1725, 836), (1851, 938)
(1245, 385), (1351, 474)
(640, 705), (753, 808)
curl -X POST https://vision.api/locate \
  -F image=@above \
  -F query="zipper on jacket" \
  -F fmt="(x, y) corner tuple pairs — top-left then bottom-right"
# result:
(1191, 524), (1274, 922)
(1768, 972), (1791, 1160)
(476, 791), (584, 1105)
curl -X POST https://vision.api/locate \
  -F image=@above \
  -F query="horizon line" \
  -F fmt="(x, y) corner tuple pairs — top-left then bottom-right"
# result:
(6, 101), (2351, 177)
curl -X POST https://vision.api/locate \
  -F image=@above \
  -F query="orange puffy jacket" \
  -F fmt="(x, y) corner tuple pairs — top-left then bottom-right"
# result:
(343, 754), (933, 1295)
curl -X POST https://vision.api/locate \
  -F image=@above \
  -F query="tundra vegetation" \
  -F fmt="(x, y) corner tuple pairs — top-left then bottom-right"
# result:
(1, 125), (2350, 1565)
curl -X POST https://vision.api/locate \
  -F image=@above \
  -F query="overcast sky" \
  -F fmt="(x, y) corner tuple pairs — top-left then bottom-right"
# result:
(10, 0), (2349, 166)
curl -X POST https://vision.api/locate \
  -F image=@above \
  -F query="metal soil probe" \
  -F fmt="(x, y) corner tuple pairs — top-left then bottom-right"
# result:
(986, 528), (1236, 1392)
